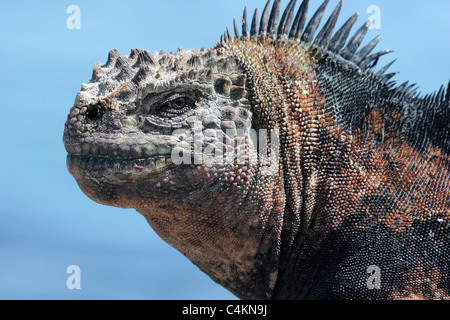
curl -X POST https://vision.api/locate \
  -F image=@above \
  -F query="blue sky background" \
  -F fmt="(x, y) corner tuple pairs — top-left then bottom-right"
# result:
(0, 0), (448, 300)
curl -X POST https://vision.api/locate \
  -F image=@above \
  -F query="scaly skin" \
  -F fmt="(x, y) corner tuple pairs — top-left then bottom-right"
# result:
(64, 46), (283, 298)
(63, 1), (450, 299)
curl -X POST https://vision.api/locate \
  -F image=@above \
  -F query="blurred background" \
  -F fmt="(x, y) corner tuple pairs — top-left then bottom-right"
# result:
(0, 0), (448, 299)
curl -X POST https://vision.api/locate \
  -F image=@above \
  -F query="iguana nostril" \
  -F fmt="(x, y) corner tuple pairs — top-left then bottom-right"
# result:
(86, 104), (103, 121)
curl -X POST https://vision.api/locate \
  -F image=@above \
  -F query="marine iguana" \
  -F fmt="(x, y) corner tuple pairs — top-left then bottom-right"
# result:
(63, 0), (450, 299)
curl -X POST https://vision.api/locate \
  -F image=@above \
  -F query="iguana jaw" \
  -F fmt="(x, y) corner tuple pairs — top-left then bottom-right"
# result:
(66, 154), (173, 184)
(63, 132), (178, 160)
(64, 131), (178, 182)
(63, 123), (182, 207)
(65, 152), (192, 209)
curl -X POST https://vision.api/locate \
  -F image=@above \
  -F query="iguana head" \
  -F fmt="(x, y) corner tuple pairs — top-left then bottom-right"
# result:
(63, 45), (283, 298)
(64, 47), (256, 207)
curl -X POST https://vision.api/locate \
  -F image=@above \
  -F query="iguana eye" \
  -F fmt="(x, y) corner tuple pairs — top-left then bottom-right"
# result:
(140, 89), (202, 118)
(159, 95), (195, 116)
(170, 97), (187, 109)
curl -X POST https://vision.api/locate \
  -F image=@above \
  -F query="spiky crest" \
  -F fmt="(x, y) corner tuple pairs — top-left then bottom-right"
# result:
(221, 0), (449, 105)
(221, 0), (449, 153)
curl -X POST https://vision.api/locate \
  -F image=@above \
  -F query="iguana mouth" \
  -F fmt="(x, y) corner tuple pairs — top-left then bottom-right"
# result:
(66, 154), (173, 167)
(63, 133), (176, 160)
(64, 132), (178, 183)
(66, 154), (174, 184)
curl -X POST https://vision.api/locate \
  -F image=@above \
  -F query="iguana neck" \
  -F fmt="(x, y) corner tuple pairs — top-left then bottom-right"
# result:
(137, 167), (286, 299)
(219, 37), (334, 296)
(223, 37), (332, 241)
